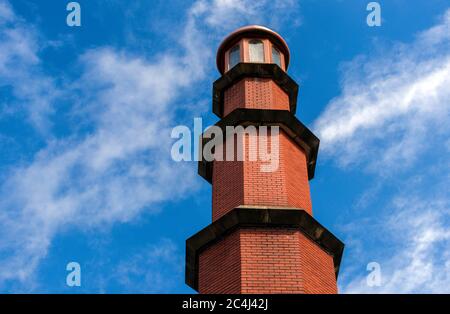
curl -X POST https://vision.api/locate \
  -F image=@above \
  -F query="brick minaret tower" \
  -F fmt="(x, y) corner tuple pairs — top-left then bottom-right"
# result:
(186, 25), (344, 294)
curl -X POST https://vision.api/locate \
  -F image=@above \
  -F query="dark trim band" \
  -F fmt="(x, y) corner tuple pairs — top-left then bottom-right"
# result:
(213, 63), (299, 118)
(186, 207), (344, 292)
(198, 108), (320, 183)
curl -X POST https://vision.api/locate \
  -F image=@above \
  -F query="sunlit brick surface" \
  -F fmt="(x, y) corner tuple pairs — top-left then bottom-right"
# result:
(198, 230), (241, 294)
(223, 78), (290, 117)
(212, 130), (312, 221)
(198, 228), (337, 294)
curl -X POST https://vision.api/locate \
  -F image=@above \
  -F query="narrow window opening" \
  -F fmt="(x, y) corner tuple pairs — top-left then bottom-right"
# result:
(272, 46), (282, 68)
(249, 39), (264, 63)
(228, 45), (240, 70)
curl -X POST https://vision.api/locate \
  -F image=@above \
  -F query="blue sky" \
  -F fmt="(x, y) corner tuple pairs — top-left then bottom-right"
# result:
(0, 0), (449, 293)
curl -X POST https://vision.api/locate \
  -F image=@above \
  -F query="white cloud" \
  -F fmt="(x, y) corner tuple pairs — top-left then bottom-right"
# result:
(0, 60), (196, 287)
(0, 0), (13, 23)
(0, 0), (300, 290)
(341, 194), (450, 293)
(0, 0), (59, 133)
(0, 29), (200, 288)
(313, 8), (450, 293)
(314, 9), (450, 173)
(0, 0), (204, 287)
(191, 0), (300, 31)
(108, 239), (183, 293)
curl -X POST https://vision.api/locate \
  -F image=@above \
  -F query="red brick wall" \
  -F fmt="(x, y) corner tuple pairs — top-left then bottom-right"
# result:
(223, 78), (290, 116)
(298, 231), (338, 294)
(242, 130), (288, 208)
(212, 130), (312, 221)
(204, 67), (332, 294)
(198, 227), (337, 294)
(282, 133), (313, 214)
(240, 228), (303, 293)
(212, 139), (244, 221)
(198, 230), (241, 294)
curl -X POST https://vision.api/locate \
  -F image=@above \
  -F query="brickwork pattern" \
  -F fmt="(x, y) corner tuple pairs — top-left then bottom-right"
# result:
(198, 230), (241, 294)
(212, 130), (312, 221)
(223, 78), (290, 117)
(198, 228), (337, 294)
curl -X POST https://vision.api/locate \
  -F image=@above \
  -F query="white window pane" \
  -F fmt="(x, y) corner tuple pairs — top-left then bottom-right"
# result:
(229, 45), (240, 70)
(249, 40), (264, 63)
(272, 46), (281, 67)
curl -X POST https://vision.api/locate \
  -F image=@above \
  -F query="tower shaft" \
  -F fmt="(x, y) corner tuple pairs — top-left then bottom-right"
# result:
(186, 26), (344, 294)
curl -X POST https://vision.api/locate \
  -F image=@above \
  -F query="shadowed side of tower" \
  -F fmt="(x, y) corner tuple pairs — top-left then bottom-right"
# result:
(186, 25), (344, 294)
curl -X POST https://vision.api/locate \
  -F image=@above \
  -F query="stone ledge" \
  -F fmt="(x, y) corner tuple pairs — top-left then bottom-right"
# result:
(185, 206), (344, 292)
(213, 63), (299, 118)
(198, 108), (320, 183)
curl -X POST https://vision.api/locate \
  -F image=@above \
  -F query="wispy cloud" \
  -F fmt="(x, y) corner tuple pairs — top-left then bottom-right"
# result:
(314, 9), (450, 173)
(341, 193), (450, 293)
(0, 0), (59, 133)
(191, 0), (301, 31)
(0, 2), (201, 287)
(109, 239), (183, 293)
(314, 9), (450, 293)
(0, 0), (300, 290)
